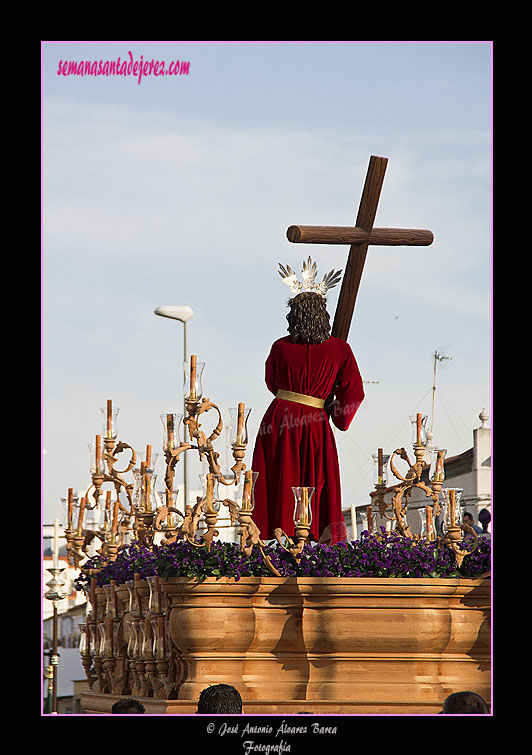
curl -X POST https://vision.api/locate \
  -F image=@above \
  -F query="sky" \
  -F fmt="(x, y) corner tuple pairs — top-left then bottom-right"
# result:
(41, 41), (492, 528)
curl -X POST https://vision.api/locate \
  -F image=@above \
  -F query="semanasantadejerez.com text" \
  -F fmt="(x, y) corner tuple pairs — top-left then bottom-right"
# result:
(57, 51), (190, 85)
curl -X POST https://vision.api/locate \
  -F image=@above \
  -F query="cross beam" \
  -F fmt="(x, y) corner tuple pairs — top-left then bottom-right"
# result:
(286, 155), (434, 341)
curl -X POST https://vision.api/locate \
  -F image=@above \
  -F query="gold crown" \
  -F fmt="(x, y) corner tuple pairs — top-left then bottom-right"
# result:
(278, 257), (342, 296)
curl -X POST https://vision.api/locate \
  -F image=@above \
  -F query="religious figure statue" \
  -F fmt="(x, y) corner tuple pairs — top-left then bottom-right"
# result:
(251, 258), (365, 544)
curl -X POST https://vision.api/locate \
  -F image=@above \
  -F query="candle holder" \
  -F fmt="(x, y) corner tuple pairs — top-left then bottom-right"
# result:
(69, 364), (300, 587)
(177, 472), (242, 552)
(156, 358), (267, 556)
(234, 469), (257, 551)
(161, 412), (183, 452)
(229, 404), (252, 446)
(421, 505), (436, 542)
(372, 449), (390, 519)
(386, 436), (435, 538)
(101, 401), (119, 441)
(231, 470), (281, 575)
(79, 622), (98, 688)
(88, 440), (106, 478)
(439, 487), (478, 567)
(130, 449), (161, 546)
(409, 413), (428, 447)
(61, 490), (79, 566)
(372, 423), (479, 567)
(178, 360), (251, 483)
(153, 488), (184, 544)
(274, 487), (315, 561)
(197, 472), (222, 550)
(71, 406), (140, 567)
(163, 398), (248, 502)
(132, 468), (159, 513)
(183, 357), (205, 402)
(372, 450), (390, 487)
(293, 486), (314, 529)
(429, 448), (447, 482)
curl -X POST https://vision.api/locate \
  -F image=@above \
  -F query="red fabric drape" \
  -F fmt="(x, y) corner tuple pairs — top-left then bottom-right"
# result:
(251, 336), (364, 544)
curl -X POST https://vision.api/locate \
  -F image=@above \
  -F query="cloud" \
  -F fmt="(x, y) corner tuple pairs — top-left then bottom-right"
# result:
(43, 99), (490, 301)
(42, 96), (491, 520)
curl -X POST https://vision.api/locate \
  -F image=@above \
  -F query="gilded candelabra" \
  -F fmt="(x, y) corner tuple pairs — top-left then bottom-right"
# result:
(371, 413), (478, 566)
(65, 401), (138, 567)
(67, 356), (285, 577)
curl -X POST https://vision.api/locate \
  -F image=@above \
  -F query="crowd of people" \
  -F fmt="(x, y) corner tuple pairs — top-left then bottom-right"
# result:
(110, 684), (490, 715)
(463, 509), (491, 538)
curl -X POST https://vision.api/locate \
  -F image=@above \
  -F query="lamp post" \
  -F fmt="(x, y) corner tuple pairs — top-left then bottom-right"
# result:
(44, 566), (67, 713)
(154, 305), (194, 510)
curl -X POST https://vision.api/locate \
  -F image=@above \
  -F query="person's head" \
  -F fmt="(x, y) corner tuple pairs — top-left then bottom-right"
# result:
(478, 508), (491, 531)
(462, 512), (474, 526)
(441, 691), (490, 714)
(111, 697), (145, 714)
(286, 292), (330, 344)
(196, 684), (243, 714)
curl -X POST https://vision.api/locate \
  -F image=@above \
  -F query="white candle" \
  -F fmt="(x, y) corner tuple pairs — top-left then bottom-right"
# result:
(351, 503), (357, 540)
(53, 518), (59, 568)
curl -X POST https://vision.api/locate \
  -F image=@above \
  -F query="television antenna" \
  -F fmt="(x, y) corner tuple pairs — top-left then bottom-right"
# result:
(430, 348), (452, 434)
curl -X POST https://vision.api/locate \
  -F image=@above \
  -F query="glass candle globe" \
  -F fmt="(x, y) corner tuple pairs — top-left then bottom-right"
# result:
(229, 404), (252, 446)
(61, 490), (78, 530)
(183, 357), (205, 400)
(292, 486), (315, 527)
(161, 413), (183, 451)
(409, 413), (428, 446)
(429, 448), (447, 482)
(235, 469), (258, 511)
(101, 402), (119, 440)
(441, 488), (464, 532)
(157, 488), (181, 529)
(199, 473), (220, 513)
(78, 623), (87, 656)
(132, 469), (159, 513)
(372, 450), (390, 486)
(88, 440), (106, 475)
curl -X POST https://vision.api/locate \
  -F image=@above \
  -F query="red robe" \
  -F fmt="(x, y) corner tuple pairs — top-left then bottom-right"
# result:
(251, 335), (364, 544)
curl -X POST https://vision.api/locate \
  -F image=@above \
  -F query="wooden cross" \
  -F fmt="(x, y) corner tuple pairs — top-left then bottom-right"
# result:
(286, 155), (434, 341)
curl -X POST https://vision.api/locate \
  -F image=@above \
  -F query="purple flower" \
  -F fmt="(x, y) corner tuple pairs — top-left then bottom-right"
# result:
(73, 530), (490, 589)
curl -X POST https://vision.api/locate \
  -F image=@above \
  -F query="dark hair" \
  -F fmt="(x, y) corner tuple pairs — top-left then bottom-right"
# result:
(286, 292), (330, 344)
(442, 691), (490, 714)
(197, 684), (243, 714)
(111, 697), (145, 714)
(478, 508), (491, 526)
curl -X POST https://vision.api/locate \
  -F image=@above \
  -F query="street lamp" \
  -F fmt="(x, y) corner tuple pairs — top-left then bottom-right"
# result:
(154, 306), (194, 509)
(44, 566), (67, 713)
